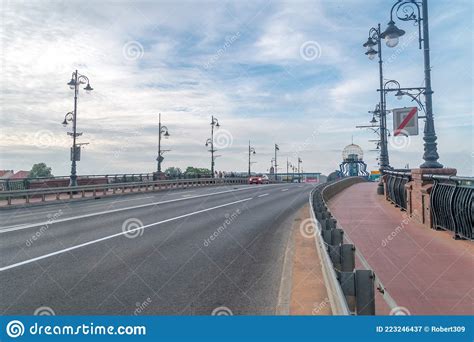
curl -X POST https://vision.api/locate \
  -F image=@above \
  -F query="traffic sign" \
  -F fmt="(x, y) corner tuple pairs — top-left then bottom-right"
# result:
(392, 107), (418, 136)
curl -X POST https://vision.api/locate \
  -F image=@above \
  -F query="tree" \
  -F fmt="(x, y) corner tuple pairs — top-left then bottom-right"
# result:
(29, 163), (53, 178)
(184, 166), (211, 177)
(165, 167), (182, 178)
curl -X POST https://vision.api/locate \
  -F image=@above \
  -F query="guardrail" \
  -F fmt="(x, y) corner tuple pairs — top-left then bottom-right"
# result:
(0, 173), (250, 191)
(309, 177), (376, 315)
(383, 170), (411, 210)
(0, 177), (249, 207)
(428, 175), (473, 240)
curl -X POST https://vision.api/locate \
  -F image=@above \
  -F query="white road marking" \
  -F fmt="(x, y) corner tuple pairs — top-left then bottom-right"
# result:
(108, 196), (154, 204)
(281, 189), (289, 192)
(257, 193), (269, 198)
(0, 185), (283, 233)
(0, 197), (253, 272)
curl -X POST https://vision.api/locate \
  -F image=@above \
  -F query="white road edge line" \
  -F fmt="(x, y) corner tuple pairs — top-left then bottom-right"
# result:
(0, 185), (283, 234)
(0, 197), (253, 272)
(257, 193), (269, 197)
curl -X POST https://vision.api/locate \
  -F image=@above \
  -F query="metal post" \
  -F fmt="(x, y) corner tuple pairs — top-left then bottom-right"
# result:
(70, 70), (78, 187)
(211, 116), (215, 178)
(248, 140), (251, 176)
(157, 113), (162, 173)
(274, 144), (278, 181)
(377, 24), (390, 195)
(286, 158), (289, 183)
(420, 0), (442, 168)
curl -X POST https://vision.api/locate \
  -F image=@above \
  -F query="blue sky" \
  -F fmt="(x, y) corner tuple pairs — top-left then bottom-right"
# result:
(1, 0), (472, 176)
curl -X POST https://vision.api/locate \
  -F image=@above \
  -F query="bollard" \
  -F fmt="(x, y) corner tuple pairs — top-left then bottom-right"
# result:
(338, 271), (356, 312)
(325, 218), (337, 230)
(355, 270), (375, 315)
(331, 228), (344, 246)
(328, 245), (342, 270)
(341, 244), (355, 272)
(322, 229), (332, 245)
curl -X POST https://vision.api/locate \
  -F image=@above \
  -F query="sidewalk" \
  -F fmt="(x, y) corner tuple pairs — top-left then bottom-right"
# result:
(328, 182), (473, 315)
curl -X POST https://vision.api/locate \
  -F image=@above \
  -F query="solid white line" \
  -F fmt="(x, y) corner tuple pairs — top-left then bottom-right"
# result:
(257, 193), (269, 198)
(0, 197), (253, 272)
(0, 186), (281, 234)
(108, 196), (154, 203)
(281, 189), (289, 192)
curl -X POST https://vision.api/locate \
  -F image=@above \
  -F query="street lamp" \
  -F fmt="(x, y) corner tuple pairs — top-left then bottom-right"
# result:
(64, 70), (93, 187)
(248, 140), (256, 176)
(157, 113), (170, 175)
(274, 144), (279, 181)
(206, 116), (220, 177)
(380, 0), (442, 168)
(297, 157), (302, 183)
(363, 24), (390, 195)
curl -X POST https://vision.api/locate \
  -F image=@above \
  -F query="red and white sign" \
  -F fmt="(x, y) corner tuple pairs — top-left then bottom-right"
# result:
(393, 107), (418, 136)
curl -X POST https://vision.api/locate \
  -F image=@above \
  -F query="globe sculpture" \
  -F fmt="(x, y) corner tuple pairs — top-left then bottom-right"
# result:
(339, 144), (369, 177)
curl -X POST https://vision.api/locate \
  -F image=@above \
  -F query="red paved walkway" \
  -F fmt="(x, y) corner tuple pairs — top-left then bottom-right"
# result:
(328, 182), (473, 315)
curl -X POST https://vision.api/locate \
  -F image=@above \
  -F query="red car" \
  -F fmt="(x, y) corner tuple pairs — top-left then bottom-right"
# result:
(248, 174), (270, 184)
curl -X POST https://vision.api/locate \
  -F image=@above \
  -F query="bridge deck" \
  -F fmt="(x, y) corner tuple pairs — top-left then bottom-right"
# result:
(328, 182), (473, 315)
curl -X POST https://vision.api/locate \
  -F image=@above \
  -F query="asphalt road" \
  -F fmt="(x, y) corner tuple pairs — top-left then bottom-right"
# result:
(0, 183), (314, 315)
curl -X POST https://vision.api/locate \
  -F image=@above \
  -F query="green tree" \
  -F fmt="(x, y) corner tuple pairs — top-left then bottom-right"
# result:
(29, 163), (53, 178)
(165, 167), (182, 177)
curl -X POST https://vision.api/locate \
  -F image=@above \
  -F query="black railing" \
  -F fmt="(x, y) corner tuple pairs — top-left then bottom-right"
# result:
(0, 172), (250, 191)
(384, 170), (411, 210)
(428, 175), (473, 240)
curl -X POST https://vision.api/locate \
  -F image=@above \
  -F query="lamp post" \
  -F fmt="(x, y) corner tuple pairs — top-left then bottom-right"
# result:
(248, 140), (256, 176)
(274, 144), (279, 181)
(363, 24), (390, 194)
(297, 157), (302, 183)
(64, 70), (93, 187)
(205, 116), (220, 177)
(157, 113), (170, 175)
(380, 0), (442, 168)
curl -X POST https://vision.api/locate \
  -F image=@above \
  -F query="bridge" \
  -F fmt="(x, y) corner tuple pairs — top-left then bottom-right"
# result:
(0, 165), (472, 316)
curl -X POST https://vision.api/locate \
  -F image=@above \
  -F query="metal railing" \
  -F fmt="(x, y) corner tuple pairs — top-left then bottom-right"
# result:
(0, 177), (248, 207)
(0, 172), (249, 191)
(309, 177), (376, 315)
(428, 175), (473, 240)
(383, 170), (411, 210)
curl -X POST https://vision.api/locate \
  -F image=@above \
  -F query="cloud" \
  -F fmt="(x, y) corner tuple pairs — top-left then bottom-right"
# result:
(0, 0), (472, 177)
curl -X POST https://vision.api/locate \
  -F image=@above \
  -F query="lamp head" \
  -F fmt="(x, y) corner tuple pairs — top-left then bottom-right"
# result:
(363, 37), (377, 48)
(365, 47), (378, 60)
(84, 83), (93, 92)
(380, 20), (405, 48)
(395, 90), (404, 100)
(67, 78), (76, 89)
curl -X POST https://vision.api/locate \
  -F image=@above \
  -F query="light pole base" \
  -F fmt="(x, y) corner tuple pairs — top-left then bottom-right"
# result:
(377, 182), (384, 195)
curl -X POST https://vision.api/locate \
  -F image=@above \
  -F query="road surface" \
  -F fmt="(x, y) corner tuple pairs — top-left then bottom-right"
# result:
(0, 183), (314, 315)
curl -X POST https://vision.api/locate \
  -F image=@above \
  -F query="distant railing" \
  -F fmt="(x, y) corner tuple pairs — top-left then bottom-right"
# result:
(383, 170), (411, 210)
(0, 173), (247, 191)
(427, 175), (473, 240)
(0, 177), (249, 207)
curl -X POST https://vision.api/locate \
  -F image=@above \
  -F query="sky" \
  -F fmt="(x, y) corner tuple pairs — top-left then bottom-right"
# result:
(0, 0), (472, 177)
